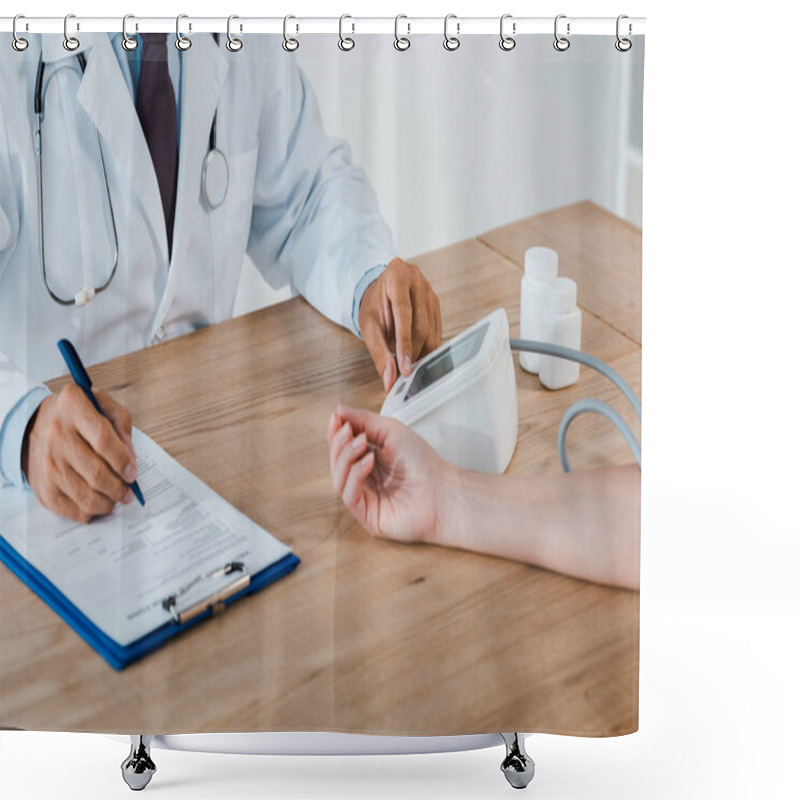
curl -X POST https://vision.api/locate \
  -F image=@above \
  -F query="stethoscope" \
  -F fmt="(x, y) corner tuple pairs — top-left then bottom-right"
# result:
(34, 41), (229, 307)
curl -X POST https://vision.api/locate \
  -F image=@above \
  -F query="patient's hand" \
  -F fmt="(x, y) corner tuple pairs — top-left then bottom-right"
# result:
(328, 409), (641, 590)
(327, 405), (450, 544)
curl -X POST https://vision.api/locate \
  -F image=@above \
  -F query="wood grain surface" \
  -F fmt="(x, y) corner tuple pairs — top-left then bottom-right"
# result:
(0, 202), (641, 736)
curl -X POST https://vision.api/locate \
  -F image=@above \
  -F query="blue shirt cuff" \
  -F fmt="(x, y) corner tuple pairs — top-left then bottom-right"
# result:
(351, 263), (387, 338)
(0, 386), (51, 488)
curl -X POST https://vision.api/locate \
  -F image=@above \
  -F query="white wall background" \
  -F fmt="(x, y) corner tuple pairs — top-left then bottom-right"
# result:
(2, 2), (800, 800)
(233, 32), (643, 313)
(297, 34), (638, 258)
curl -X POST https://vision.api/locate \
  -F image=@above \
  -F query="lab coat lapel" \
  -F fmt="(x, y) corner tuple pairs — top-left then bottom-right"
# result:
(40, 34), (90, 63)
(156, 34), (230, 321)
(74, 34), (170, 269)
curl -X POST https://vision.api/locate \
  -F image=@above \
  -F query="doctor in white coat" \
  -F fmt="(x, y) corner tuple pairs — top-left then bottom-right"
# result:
(0, 32), (441, 521)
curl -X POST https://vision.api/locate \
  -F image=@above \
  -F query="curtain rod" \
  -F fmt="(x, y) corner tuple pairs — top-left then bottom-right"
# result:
(1, 16), (646, 37)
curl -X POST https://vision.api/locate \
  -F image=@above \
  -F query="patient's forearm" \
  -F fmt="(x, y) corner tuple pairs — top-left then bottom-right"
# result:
(434, 465), (640, 590)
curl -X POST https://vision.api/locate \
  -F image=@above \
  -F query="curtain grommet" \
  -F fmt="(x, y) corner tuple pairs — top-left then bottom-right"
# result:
(615, 15), (632, 51)
(176, 14), (192, 51)
(12, 14), (29, 51)
(394, 14), (411, 51)
(282, 15), (299, 52)
(338, 14), (355, 51)
(63, 13), (80, 52)
(444, 14), (460, 51)
(499, 14), (516, 51)
(227, 15), (243, 52)
(553, 14), (570, 51)
(121, 14), (138, 51)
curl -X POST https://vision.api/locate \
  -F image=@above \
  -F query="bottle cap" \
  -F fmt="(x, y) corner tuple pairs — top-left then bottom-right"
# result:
(524, 247), (558, 280)
(547, 277), (577, 314)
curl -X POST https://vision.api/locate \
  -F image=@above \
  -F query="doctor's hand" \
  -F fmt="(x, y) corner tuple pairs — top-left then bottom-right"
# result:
(21, 385), (138, 523)
(358, 258), (442, 392)
(328, 404), (452, 544)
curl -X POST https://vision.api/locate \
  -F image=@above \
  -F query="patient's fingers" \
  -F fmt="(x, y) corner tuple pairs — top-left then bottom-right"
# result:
(341, 451), (375, 517)
(332, 432), (367, 496)
(335, 404), (392, 447)
(329, 421), (353, 477)
(327, 412), (340, 446)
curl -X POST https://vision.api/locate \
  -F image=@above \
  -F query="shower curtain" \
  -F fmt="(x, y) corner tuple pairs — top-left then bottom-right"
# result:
(0, 21), (643, 740)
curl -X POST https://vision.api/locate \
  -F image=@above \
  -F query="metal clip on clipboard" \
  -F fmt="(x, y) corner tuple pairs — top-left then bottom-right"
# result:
(162, 561), (250, 624)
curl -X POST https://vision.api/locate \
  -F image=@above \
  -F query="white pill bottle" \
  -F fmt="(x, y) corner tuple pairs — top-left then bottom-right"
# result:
(539, 277), (582, 390)
(519, 247), (558, 374)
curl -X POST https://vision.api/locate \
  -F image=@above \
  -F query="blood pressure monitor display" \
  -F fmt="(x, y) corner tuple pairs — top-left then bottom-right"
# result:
(405, 322), (489, 401)
(381, 309), (517, 474)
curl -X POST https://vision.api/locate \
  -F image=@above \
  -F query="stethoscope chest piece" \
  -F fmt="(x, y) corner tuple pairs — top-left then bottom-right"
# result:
(201, 149), (229, 210)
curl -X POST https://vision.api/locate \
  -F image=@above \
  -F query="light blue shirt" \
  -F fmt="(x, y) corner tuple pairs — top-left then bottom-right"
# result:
(0, 35), (385, 487)
(0, 386), (52, 488)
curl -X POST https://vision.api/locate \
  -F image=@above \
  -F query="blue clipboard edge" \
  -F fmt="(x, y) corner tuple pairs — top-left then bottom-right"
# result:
(0, 535), (300, 671)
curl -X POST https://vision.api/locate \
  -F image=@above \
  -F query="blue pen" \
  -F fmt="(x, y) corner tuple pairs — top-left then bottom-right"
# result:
(57, 339), (145, 507)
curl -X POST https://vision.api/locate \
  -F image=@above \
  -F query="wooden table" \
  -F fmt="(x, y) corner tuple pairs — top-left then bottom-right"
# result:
(0, 201), (641, 737)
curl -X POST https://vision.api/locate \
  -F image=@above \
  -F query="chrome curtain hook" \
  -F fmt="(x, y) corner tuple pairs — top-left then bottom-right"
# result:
(394, 14), (410, 51)
(338, 14), (355, 51)
(63, 13), (80, 51)
(443, 14), (460, 51)
(615, 14), (632, 51)
(499, 13), (516, 51)
(553, 14), (570, 51)
(12, 14), (29, 51)
(176, 13), (192, 51)
(283, 15), (299, 52)
(227, 14), (243, 51)
(122, 14), (138, 51)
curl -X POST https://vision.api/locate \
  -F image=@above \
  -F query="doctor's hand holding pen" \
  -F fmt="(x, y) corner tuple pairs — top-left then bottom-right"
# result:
(358, 258), (442, 391)
(21, 385), (138, 524)
(328, 405), (641, 591)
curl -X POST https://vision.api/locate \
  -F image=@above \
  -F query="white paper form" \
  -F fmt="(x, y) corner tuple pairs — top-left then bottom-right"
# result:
(0, 428), (292, 646)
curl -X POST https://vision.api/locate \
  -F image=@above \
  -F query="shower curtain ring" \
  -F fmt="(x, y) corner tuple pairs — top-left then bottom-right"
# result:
(443, 14), (460, 51)
(615, 15), (632, 51)
(176, 14), (192, 50)
(283, 15), (299, 51)
(499, 14), (516, 51)
(122, 15), (138, 51)
(227, 15), (243, 51)
(12, 15), (29, 51)
(339, 14), (355, 51)
(553, 14), (570, 51)
(394, 14), (411, 51)
(63, 13), (80, 51)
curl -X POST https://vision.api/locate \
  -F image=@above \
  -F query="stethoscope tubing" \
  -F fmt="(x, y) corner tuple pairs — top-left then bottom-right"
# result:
(35, 51), (120, 306)
(33, 41), (228, 305)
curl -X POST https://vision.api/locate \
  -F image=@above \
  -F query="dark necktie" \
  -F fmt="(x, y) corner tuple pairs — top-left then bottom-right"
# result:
(135, 34), (178, 257)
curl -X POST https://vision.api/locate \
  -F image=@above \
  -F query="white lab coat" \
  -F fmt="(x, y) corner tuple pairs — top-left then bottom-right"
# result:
(0, 33), (394, 479)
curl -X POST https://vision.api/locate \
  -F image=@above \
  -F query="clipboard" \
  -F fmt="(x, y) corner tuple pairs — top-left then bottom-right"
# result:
(0, 428), (301, 670)
(0, 536), (300, 671)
